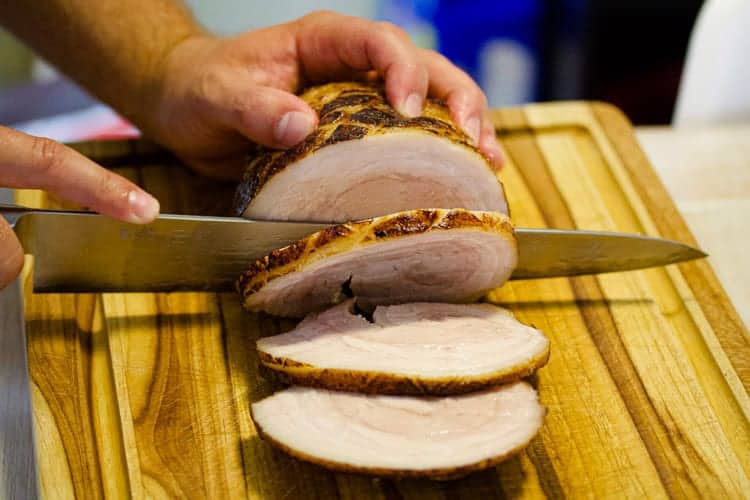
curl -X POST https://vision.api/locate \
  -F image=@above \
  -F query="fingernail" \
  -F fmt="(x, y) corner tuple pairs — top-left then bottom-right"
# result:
(399, 93), (422, 118)
(464, 117), (481, 145)
(275, 111), (315, 146)
(127, 190), (160, 223)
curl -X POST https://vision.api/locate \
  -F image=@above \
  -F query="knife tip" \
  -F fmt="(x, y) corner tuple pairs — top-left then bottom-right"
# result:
(682, 244), (708, 261)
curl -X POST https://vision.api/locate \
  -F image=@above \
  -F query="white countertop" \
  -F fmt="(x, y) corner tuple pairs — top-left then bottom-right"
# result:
(636, 124), (750, 329)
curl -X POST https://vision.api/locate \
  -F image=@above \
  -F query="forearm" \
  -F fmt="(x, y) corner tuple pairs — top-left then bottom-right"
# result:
(0, 0), (203, 132)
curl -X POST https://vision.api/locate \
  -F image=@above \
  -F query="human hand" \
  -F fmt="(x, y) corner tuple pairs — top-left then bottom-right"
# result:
(0, 126), (160, 288)
(150, 10), (503, 179)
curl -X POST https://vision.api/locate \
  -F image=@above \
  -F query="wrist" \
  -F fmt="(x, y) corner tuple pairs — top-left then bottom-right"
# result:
(133, 30), (215, 141)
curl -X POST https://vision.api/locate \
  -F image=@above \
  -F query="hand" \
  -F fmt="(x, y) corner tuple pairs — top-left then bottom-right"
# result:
(150, 10), (503, 179)
(0, 126), (160, 288)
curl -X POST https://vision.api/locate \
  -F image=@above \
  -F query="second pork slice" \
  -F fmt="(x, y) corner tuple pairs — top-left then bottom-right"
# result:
(237, 208), (518, 317)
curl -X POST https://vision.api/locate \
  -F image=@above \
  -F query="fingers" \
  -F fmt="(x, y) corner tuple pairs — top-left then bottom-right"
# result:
(479, 114), (504, 169)
(294, 12), (500, 167)
(0, 126), (159, 223)
(295, 12), (429, 117)
(0, 218), (24, 290)
(417, 49), (503, 168)
(201, 73), (318, 148)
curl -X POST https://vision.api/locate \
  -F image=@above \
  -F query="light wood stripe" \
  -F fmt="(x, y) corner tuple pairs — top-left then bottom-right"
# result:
(591, 104), (750, 392)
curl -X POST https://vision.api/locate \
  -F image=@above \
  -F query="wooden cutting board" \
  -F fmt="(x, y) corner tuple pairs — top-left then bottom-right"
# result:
(16, 102), (750, 499)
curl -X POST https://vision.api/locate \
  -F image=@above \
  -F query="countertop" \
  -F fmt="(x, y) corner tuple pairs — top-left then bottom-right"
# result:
(636, 124), (750, 329)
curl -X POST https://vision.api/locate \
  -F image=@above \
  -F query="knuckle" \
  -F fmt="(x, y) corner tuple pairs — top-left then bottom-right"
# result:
(194, 69), (225, 107)
(474, 89), (488, 108)
(377, 21), (408, 40)
(30, 136), (65, 176)
(300, 9), (337, 24)
(97, 171), (127, 200)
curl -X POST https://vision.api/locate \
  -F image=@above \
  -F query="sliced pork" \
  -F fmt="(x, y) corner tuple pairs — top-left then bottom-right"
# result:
(237, 209), (518, 317)
(232, 82), (508, 222)
(258, 300), (549, 395)
(251, 382), (544, 479)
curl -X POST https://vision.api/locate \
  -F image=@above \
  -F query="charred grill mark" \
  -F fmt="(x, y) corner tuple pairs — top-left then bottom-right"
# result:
(436, 210), (484, 229)
(323, 124), (368, 146)
(267, 242), (305, 269)
(318, 110), (343, 125)
(350, 107), (399, 125)
(372, 211), (435, 238)
(319, 94), (376, 116)
(315, 225), (353, 247)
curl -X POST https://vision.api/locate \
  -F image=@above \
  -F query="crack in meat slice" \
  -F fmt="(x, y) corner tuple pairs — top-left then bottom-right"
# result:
(233, 82), (508, 222)
(250, 381), (545, 479)
(237, 209), (517, 317)
(258, 300), (549, 395)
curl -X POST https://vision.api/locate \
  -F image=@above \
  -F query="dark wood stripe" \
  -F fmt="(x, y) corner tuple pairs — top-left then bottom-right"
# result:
(381, 478), (405, 500)
(502, 116), (694, 496)
(443, 468), (507, 500)
(590, 103), (750, 393)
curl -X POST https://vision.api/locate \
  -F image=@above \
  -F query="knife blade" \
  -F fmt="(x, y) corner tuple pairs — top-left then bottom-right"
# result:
(4, 205), (706, 293)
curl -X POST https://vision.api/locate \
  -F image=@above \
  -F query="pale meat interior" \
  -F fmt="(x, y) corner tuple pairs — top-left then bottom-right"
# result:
(242, 132), (508, 223)
(258, 300), (548, 378)
(244, 228), (517, 317)
(251, 382), (544, 473)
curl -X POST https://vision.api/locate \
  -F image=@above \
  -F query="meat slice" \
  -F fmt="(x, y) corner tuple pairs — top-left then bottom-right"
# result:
(238, 209), (518, 317)
(232, 82), (508, 222)
(250, 381), (545, 479)
(258, 300), (549, 395)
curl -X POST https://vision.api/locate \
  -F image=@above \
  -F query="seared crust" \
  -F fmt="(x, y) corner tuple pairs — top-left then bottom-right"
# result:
(258, 345), (550, 396)
(232, 82), (496, 216)
(236, 208), (517, 307)
(250, 395), (546, 480)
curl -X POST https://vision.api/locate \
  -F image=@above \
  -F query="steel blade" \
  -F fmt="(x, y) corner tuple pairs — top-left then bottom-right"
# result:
(9, 209), (706, 292)
(14, 211), (329, 293)
(513, 227), (706, 279)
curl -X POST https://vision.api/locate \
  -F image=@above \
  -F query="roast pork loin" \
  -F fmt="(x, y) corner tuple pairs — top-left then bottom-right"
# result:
(258, 300), (549, 395)
(232, 82), (508, 222)
(250, 381), (545, 479)
(238, 209), (518, 317)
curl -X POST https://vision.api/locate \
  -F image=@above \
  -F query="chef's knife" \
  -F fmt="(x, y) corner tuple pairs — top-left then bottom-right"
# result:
(3, 204), (706, 293)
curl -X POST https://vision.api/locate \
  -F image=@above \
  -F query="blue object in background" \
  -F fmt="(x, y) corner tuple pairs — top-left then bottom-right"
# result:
(379, 0), (543, 106)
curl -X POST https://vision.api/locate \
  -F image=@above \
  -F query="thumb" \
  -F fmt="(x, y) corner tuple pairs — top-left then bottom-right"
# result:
(216, 83), (318, 149)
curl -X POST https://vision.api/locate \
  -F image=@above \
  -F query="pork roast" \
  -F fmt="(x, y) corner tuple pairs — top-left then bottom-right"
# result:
(238, 208), (518, 317)
(232, 82), (508, 222)
(250, 381), (545, 479)
(257, 300), (549, 395)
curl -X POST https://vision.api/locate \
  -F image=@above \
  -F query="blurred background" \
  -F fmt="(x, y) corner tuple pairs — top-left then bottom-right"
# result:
(0, 0), (712, 138)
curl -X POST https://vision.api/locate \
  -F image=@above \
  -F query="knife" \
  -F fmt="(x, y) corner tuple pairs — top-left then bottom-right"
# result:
(3, 204), (706, 293)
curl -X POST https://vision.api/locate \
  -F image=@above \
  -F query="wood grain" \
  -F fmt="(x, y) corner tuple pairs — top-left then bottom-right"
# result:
(16, 102), (750, 499)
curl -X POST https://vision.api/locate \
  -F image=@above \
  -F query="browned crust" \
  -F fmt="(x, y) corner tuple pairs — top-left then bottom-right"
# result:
(250, 402), (546, 481)
(232, 82), (496, 215)
(236, 208), (517, 308)
(257, 344), (550, 396)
